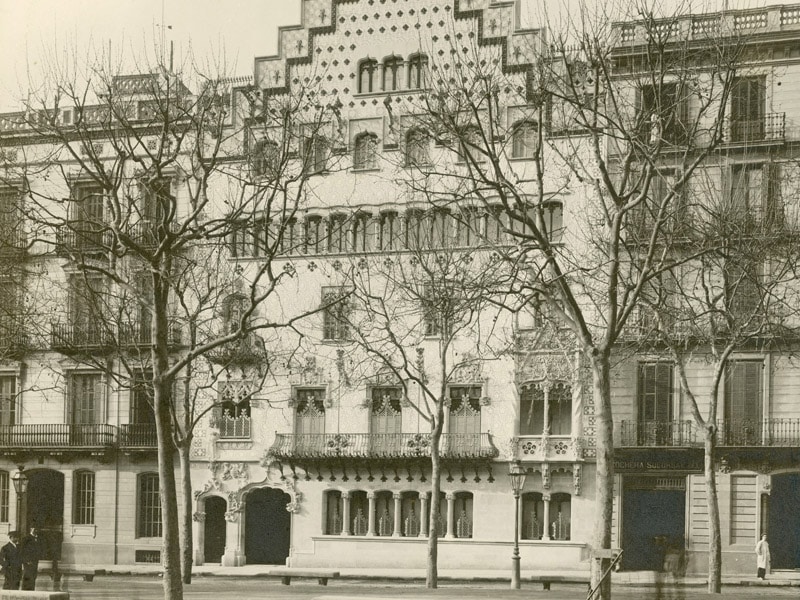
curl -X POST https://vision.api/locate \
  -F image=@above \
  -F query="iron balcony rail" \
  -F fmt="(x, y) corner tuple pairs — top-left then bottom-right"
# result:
(269, 432), (498, 460)
(0, 424), (116, 447)
(118, 321), (183, 347)
(727, 112), (785, 144)
(617, 419), (800, 448)
(55, 225), (113, 255)
(50, 323), (115, 350)
(119, 424), (158, 448)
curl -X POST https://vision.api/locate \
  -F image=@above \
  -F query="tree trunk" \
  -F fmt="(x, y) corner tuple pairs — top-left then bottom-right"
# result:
(179, 442), (194, 585)
(426, 413), (445, 589)
(154, 375), (183, 600)
(590, 354), (614, 600)
(705, 428), (722, 593)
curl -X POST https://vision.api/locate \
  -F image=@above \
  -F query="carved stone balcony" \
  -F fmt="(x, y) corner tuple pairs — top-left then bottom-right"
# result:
(269, 432), (498, 463)
(516, 435), (584, 461)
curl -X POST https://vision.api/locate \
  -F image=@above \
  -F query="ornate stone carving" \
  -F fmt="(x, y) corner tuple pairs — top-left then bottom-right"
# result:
(573, 464), (582, 496)
(221, 462), (249, 483)
(288, 354), (328, 386)
(192, 511), (205, 522)
(451, 355), (485, 384)
(541, 463), (550, 489)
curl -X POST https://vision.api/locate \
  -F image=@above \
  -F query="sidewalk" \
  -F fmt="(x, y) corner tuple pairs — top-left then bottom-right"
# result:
(62, 563), (800, 587)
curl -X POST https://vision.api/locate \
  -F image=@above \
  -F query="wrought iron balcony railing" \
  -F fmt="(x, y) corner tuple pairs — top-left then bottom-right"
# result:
(118, 321), (183, 347)
(617, 418), (800, 448)
(0, 424), (116, 448)
(119, 424), (158, 448)
(726, 112), (785, 144)
(269, 432), (498, 461)
(55, 225), (112, 255)
(617, 420), (698, 447)
(0, 226), (27, 255)
(50, 323), (115, 351)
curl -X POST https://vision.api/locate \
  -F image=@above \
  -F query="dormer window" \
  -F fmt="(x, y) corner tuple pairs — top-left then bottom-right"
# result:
(358, 59), (379, 93)
(407, 54), (428, 89)
(383, 56), (404, 92)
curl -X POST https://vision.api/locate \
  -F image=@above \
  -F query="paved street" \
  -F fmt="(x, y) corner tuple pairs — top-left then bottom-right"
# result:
(35, 575), (800, 600)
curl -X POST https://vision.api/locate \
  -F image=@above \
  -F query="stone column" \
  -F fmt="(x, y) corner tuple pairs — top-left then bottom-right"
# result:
(419, 492), (429, 537)
(393, 492), (402, 537)
(542, 492), (551, 541)
(445, 492), (455, 539)
(367, 491), (376, 536)
(341, 492), (351, 536)
(193, 510), (205, 566)
(221, 511), (244, 566)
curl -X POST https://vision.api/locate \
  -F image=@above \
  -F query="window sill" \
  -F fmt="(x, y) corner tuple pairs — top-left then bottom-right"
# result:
(508, 156), (536, 162)
(216, 438), (254, 450)
(70, 524), (97, 539)
(353, 88), (427, 99)
(352, 167), (381, 173)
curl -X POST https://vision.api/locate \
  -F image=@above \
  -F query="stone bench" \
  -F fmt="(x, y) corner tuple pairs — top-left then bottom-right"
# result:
(267, 568), (340, 586)
(0, 591), (70, 599)
(529, 574), (591, 591)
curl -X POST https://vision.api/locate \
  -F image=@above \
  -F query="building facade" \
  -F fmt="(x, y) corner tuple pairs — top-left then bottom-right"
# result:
(0, 0), (799, 578)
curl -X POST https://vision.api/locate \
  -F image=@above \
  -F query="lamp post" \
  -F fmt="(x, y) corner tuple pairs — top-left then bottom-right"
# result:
(11, 466), (28, 533)
(508, 461), (526, 589)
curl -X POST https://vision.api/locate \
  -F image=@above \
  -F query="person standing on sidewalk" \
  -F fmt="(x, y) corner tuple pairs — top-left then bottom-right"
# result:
(20, 528), (42, 590)
(755, 534), (771, 580)
(0, 531), (22, 589)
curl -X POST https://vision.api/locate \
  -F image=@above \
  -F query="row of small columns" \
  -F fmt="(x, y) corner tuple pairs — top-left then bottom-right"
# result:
(339, 490), (461, 538)
(517, 491), (556, 541)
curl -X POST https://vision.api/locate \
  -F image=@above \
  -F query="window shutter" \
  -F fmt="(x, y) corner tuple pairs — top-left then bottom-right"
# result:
(655, 363), (673, 422)
(765, 162), (783, 227)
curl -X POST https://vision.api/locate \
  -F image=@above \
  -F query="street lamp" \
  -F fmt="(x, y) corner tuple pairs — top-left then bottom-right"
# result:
(508, 461), (527, 589)
(11, 466), (28, 533)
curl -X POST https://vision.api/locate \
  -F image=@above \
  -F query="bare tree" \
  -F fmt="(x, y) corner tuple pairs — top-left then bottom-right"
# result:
(638, 160), (800, 592)
(394, 5), (745, 597)
(0, 48), (345, 599)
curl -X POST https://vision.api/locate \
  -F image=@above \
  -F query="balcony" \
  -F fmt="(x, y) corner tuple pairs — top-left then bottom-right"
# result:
(616, 419), (800, 448)
(119, 424), (158, 448)
(55, 225), (112, 256)
(0, 319), (29, 358)
(725, 112), (785, 145)
(50, 323), (115, 353)
(0, 226), (27, 257)
(0, 424), (116, 448)
(516, 436), (583, 461)
(118, 321), (183, 348)
(269, 433), (498, 462)
(617, 420), (698, 447)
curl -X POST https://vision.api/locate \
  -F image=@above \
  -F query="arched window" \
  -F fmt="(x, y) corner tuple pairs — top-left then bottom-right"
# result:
(379, 211), (400, 251)
(73, 470), (96, 525)
(223, 294), (248, 334)
(353, 133), (379, 170)
(383, 55), (404, 91)
(550, 493), (571, 540)
(448, 386), (482, 452)
(358, 58), (378, 93)
(328, 213), (348, 253)
(304, 215), (324, 254)
(400, 491), (421, 537)
(295, 388), (326, 435)
(521, 492), (545, 540)
(251, 139), (279, 177)
(375, 490), (395, 536)
(370, 386), (402, 454)
(405, 129), (430, 166)
(350, 491), (368, 535)
(511, 120), (538, 159)
(352, 212), (373, 252)
(404, 208), (425, 250)
(216, 386), (251, 440)
(324, 490), (343, 535)
(407, 53), (428, 89)
(454, 491), (473, 538)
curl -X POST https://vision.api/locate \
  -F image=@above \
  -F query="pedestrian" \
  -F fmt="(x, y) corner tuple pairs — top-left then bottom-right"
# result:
(755, 533), (770, 580)
(20, 527), (42, 590)
(0, 531), (22, 589)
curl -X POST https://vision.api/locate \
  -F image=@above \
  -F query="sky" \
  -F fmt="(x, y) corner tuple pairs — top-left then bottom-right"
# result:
(0, 0), (793, 112)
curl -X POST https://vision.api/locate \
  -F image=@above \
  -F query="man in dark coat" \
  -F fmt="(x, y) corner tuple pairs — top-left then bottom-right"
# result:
(0, 531), (22, 589)
(20, 528), (41, 590)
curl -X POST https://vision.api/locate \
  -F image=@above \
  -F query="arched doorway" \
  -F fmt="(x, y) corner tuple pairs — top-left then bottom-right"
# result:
(768, 473), (800, 569)
(244, 488), (290, 565)
(203, 496), (227, 564)
(26, 470), (64, 561)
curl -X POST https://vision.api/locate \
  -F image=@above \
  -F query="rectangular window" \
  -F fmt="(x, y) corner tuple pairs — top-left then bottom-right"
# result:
(0, 471), (8, 523)
(638, 83), (686, 144)
(294, 388), (326, 438)
(730, 77), (766, 142)
(322, 287), (350, 341)
(69, 373), (103, 424)
(636, 363), (674, 446)
(724, 360), (763, 445)
(0, 376), (15, 427)
(131, 372), (155, 426)
(730, 475), (757, 545)
(73, 471), (96, 525)
(137, 473), (162, 538)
